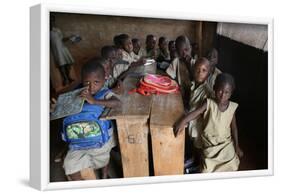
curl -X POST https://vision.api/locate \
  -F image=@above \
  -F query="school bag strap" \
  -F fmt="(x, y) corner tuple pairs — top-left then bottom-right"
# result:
(62, 88), (112, 150)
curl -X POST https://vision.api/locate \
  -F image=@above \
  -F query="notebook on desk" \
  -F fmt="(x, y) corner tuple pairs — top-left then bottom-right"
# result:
(50, 87), (86, 120)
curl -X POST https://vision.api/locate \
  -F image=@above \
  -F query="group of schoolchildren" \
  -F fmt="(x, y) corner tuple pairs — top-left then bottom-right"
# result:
(51, 33), (244, 181)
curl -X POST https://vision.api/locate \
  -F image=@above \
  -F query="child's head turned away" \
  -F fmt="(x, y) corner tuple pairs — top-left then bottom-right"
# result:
(193, 57), (210, 84)
(214, 73), (236, 104)
(207, 48), (219, 70)
(81, 58), (106, 95)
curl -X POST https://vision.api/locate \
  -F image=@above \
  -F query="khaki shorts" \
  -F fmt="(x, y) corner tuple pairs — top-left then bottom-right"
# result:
(63, 128), (116, 175)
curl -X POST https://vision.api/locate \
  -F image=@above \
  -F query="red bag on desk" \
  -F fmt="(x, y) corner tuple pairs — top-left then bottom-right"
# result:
(130, 74), (179, 96)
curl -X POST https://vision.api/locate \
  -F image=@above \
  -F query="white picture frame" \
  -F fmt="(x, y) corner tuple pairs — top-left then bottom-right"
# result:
(30, 3), (274, 191)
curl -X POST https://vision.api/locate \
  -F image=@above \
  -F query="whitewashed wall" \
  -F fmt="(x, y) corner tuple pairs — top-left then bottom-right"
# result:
(217, 23), (268, 51)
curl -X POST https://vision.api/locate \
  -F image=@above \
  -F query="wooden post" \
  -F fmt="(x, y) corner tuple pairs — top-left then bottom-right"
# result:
(196, 21), (203, 58)
(150, 94), (185, 175)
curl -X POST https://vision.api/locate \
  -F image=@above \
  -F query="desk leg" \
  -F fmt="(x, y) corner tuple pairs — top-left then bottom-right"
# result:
(116, 118), (149, 177)
(150, 126), (185, 175)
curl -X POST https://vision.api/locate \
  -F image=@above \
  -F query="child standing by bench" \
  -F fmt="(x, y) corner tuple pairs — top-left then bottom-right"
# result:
(175, 73), (243, 173)
(185, 58), (213, 173)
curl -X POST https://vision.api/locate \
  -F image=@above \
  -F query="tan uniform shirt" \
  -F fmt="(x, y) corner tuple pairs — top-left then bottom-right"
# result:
(188, 81), (212, 147)
(207, 67), (222, 90)
(201, 98), (240, 173)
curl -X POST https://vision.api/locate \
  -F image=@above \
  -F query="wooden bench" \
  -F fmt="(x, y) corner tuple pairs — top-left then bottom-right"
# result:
(102, 64), (156, 177)
(150, 93), (185, 175)
(102, 63), (186, 177)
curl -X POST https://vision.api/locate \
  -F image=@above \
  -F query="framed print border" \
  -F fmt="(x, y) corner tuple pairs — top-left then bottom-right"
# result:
(30, 3), (274, 191)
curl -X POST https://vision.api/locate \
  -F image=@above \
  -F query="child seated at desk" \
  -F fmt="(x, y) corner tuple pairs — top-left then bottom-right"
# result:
(101, 46), (117, 87)
(168, 40), (178, 62)
(206, 48), (222, 90)
(112, 35), (130, 79)
(157, 36), (170, 62)
(132, 38), (145, 59)
(144, 34), (157, 59)
(91, 56), (123, 96)
(166, 35), (194, 106)
(112, 34), (146, 80)
(59, 59), (121, 180)
(156, 36), (170, 70)
(119, 33), (146, 67)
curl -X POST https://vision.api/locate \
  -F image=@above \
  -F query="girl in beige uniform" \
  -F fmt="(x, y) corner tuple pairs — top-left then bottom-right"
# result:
(175, 73), (243, 173)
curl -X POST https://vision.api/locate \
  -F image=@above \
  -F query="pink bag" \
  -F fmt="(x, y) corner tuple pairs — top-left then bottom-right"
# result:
(130, 74), (179, 96)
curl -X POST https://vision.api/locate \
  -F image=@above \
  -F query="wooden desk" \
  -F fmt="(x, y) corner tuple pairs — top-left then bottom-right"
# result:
(150, 93), (185, 175)
(103, 64), (186, 177)
(102, 64), (156, 177)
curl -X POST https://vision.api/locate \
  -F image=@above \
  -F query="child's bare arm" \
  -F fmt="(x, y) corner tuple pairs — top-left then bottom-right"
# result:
(116, 60), (145, 80)
(111, 80), (124, 95)
(90, 96), (121, 108)
(80, 88), (121, 108)
(174, 101), (207, 137)
(130, 58), (146, 67)
(231, 114), (244, 158)
(117, 69), (131, 81)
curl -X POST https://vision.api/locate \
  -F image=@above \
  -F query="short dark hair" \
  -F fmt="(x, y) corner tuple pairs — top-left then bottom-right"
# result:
(214, 73), (236, 91)
(132, 38), (139, 44)
(113, 35), (121, 48)
(194, 57), (210, 68)
(101, 46), (115, 60)
(175, 35), (191, 49)
(158, 36), (167, 46)
(81, 57), (105, 78)
(168, 40), (175, 47)
(118, 34), (130, 47)
(206, 48), (218, 60)
(146, 34), (155, 43)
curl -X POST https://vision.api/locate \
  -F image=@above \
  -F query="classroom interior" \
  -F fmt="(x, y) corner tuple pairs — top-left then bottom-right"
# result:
(49, 12), (268, 182)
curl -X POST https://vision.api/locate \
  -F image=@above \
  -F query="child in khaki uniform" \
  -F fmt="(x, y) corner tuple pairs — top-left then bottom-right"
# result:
(206, 48), (222, 90)
(168, 40), (178, 62)
(100, 46), (123, 95)
(132, 38), (145, 60)
(188, 58), (212, 145)
(156, 36), (170, 70)
(144, 34), (157, 59)
(118, 34), (145, 66)
(113, 34), (145, 80)
(175, 73), (243, 173)
(185, 57), (212, 173)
